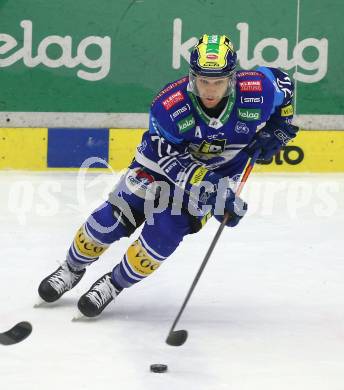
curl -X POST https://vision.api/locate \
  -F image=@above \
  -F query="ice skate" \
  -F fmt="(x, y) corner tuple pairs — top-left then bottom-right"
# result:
(77, 273), (121, 317)
(38, 261), (86, 303)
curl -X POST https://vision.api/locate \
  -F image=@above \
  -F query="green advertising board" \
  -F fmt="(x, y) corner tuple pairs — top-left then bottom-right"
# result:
(0, 0), (342, 123)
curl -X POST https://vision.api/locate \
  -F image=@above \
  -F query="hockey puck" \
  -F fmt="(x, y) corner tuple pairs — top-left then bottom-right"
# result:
(150, 364), (168, 373)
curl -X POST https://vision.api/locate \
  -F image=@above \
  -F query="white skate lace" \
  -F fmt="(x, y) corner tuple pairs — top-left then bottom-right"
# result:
(49, 263), (80, 294)
(86, 275), (116, 309)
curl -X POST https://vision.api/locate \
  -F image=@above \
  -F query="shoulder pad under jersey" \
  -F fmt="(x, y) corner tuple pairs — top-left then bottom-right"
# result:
(235, 69), (276, 121)
(255, 66), (294, 110)
(150, 76), (195, 144)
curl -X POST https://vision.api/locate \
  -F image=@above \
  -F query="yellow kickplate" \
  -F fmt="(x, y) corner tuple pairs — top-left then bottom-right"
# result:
(109, 128), (145, 170)
(0, 128), (47, 170)
(255, 131), (344, 173)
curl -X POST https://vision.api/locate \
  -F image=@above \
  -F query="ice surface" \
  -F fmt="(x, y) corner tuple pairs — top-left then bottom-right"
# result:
(0, 171), (343, 390)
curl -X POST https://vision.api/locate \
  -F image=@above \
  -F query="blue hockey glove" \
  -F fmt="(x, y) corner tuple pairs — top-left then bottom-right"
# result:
(212, 186), (248, 227)
(245, 119), (299, 161)
(194, 170), (248, 228)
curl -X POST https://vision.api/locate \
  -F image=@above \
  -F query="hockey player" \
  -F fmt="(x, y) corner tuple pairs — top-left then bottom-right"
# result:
(38, 34), (299, 317)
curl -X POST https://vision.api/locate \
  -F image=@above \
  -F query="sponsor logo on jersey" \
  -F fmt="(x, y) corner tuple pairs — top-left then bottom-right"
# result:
(237, 108), (261, 121)
(235, 121), (250, 134)
(237, 71), (263, 78)
(281, 104), (294, 117)
(152, 77), (188, 105)
(239, 80), (262, 92)
(126, 167), (157, 200)
(136, 169), (155, 185)
(190, 166), (209, 185)
(198, 139), (226, 154)
(137, 140), (147, 153)
(162, 90), (185, 110)
(177, 114), (195, 133)
(240, 96), (264, 104)
(169, 104), (190, 120)
(207, 131), (225, 140)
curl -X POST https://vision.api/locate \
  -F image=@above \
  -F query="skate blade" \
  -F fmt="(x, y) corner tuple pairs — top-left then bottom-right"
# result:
(71, 309), (99, 322)
(72, 311), (87, 322)
(33, 298), (47, 308)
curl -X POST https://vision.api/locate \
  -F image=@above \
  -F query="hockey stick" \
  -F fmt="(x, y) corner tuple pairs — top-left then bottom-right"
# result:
(166, 151), (260, 346)
(0, 322), (32, 346)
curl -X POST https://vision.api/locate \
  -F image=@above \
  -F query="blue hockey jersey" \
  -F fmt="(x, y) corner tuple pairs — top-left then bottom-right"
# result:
(135, 66), (294, 192)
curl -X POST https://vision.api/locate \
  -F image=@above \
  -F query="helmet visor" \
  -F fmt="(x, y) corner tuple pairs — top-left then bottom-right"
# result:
(188, 70), (236, 99)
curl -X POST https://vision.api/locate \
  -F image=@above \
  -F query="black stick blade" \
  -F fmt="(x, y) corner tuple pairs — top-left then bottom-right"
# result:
(166, 329), (188, 346)
(0, 322), (32, 346)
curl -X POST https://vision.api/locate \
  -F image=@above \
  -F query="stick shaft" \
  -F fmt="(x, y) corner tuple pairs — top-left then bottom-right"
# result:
(167, 152), (259, 336)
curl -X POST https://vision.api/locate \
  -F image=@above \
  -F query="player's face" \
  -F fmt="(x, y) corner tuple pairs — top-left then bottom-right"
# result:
(195, 76), (229, 108)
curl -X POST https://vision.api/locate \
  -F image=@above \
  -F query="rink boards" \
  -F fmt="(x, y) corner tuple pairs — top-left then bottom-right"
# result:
(0, 128), (343, 172)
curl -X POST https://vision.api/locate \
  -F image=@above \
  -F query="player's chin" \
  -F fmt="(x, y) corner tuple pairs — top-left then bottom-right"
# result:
(201, 97), (221, 108)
